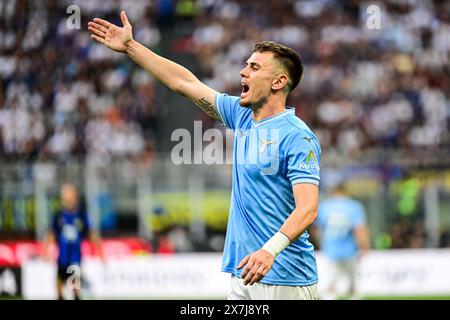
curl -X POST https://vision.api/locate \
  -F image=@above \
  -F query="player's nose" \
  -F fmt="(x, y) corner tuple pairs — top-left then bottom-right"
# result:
(240, 66), (249, 78)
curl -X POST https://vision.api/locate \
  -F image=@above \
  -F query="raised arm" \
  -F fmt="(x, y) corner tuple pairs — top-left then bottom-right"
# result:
(88, 10), (220, 121)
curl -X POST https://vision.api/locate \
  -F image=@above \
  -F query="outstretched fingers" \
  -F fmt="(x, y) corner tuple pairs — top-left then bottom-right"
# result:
(88, 25), (106, 38)
(88, 21), (108, 33)
(90, 34), (106, 45)
(93, 18), (113, 29)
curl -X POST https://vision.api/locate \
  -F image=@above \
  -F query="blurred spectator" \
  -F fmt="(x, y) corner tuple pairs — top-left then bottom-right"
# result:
(389, 217), (427, 249)
(0, 1), (161, 163)
(0, 0), (448, 162)
(191, 0), (449, 156)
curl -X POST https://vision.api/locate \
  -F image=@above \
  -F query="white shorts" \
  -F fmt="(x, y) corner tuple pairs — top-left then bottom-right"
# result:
(327, 257), (357, 293)
(228, 274), (318, 300)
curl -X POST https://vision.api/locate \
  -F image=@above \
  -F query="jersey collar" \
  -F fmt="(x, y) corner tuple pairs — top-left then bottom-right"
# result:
(252, 107), (295, 127)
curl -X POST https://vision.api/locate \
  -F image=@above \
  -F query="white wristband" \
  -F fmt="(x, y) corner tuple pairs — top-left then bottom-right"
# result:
(262, 232), (291, 257)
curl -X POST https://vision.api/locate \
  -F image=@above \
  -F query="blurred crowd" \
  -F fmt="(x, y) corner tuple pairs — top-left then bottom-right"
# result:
(0, 0), (162, 164)
(382, 217), (450, 248)
(0, 0), (448, 163)
(192, 0), (450, 156)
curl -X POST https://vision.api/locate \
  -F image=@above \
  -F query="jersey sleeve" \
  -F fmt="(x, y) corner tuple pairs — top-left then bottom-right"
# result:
(214, 93), (241, 130)
(285, 131), (321, 186)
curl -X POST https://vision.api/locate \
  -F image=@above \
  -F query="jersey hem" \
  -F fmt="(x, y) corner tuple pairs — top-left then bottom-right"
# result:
(221, 268), (318, 287)
(291, 178), (320, 186)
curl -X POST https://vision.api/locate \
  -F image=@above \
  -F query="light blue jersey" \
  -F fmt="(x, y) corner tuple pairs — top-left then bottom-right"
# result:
(317, 196), (366, 261)
(215, 93), (321, 286)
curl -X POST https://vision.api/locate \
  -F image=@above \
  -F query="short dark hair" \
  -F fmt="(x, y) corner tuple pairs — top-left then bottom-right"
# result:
(253, 41), (303, 93)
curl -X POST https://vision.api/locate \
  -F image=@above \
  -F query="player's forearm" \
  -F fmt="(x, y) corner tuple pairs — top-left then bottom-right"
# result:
(126, 39), (199, 95)
(280, 204), (318, 243)
(262, 205), (317, 257)
(355, 226), (370, 252)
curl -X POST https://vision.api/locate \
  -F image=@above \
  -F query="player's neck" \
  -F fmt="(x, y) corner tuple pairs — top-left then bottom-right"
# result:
(252, 96), (287, 122)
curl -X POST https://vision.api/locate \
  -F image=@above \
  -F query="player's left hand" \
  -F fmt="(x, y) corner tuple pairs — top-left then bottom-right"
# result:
(237, 249), (275, 286)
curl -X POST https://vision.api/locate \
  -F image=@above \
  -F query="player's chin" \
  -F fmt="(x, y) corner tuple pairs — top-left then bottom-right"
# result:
(239, 96), (252, 108)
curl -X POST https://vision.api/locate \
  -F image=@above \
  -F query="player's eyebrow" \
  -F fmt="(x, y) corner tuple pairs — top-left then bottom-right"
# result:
(246, 61), (262, 69)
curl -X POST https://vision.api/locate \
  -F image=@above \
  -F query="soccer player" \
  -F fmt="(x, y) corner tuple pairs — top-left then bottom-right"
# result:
(43, 183), (103, 300)
(88, 11), (321, 300)
(315, 180), (370, 300)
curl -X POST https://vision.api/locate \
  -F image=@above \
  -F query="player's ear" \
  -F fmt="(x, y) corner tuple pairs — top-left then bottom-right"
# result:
(272, 74), (289, 91)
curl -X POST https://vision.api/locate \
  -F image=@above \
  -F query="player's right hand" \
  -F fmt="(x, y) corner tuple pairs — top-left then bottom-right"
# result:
(237, 249), (275, 286)
(88, 10), (133, 53)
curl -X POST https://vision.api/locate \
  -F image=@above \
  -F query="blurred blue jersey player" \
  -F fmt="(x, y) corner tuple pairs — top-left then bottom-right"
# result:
(316, 181), (370, 299)
(44, 183), (103, 300)
(89, 11), (321, 300)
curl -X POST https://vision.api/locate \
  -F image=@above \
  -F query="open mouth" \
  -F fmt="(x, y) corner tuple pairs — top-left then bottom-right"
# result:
(241, 83), (249, 95)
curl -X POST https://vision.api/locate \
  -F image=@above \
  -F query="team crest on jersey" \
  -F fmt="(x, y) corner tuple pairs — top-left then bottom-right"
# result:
(259, 138), (276, 154)
(235, 128), (280, 175)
